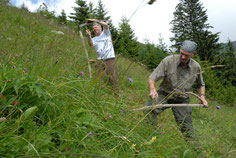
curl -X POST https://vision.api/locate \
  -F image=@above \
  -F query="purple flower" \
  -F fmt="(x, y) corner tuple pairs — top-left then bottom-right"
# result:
(160, 131), (164, 135)
(79, 72), (85, 76)
(24, 68), (27, 72)
(121, 109), (127, 117)
(216, 106), (221, 110)
(87, 131), (94, 137)
(128, 78), (133, 83)
(160, 124), (164, 128)
(0, 117), (6, 122)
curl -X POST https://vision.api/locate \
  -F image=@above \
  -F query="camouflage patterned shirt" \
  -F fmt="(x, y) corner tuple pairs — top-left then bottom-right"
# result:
(149, 55), (205, 94)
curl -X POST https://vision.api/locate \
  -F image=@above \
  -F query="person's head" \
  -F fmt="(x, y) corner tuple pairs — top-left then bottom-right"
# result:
(92, 23), (102, 36)
(179, 40), (197, 65)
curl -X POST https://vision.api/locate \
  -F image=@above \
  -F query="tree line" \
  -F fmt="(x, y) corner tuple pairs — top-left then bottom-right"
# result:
(19, 0), (235, 105)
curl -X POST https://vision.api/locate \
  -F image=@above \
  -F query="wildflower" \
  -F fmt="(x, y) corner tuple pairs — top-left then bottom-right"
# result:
(103, 113), (112, 121)
(144, 136), (157, 145)
(24, 68), (27, 72)
(0, 117), (6, 122)
(216, 106), (221, 110)
(121, 136), (130, 142)
(121, 109), (127, 116)
(79, 72), (85, 76)
(160, 131), (164, 135)
(11, 99), (19, 106)
(128, 78), (133, 83)
(130, 144), (136, 150)
(87, 131), (94, 137)
(172, 155), (177, 158)
(160, 124), (164, 128)
(150, 136), (157, 143)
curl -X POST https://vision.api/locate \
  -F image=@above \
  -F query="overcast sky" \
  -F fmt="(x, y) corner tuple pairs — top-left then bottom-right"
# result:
(10, 0), (236, 46)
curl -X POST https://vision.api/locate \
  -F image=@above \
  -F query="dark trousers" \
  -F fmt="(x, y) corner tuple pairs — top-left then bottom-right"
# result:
(95, 58), (119, 92)
(146, 91), (196, 139)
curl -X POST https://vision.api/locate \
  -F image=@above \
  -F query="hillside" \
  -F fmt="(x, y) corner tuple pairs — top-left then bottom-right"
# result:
(0, 2), (236, 158)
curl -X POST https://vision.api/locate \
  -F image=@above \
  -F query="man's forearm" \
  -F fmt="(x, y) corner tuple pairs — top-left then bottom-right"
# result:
(148, 78), (156, 91)
(199, 86), (205, 96)
(199, 86), (208, 106)
(98, 21), (109, 30)
(87, 36), (93, 47)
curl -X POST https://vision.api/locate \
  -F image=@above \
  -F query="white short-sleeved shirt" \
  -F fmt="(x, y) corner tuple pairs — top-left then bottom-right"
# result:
(92, 28), (115, 60)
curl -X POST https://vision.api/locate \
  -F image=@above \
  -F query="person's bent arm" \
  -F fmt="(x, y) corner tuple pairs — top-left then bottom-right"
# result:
(86, 19), (109, 30)
(199, 86), (208, 107)
(98, 21), (109, 30)
(148, 78), (158, 99)
(86, 29), (94, 48)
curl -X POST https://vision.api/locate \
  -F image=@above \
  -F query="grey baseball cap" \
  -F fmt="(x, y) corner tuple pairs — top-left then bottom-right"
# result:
(181, 40), (197, 53)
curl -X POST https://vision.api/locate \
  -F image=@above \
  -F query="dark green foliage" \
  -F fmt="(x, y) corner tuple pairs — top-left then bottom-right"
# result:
(195, 58), (236, 106)
(58, 9), (67, 24)
(69, 0), (89, 24)
(170, 0), (221, 61)
(116, 17), (139, 58)
(137, 40), (168, 69)
(194, 30), (222, 61)
(157, 34), (168, 52)
(94, 0), (111, 21)
(88, 2), (96, 19)
(170, 0), (210, 46)
(216, 40), (236, 86)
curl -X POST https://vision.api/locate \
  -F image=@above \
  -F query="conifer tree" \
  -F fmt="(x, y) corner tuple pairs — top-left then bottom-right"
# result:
(170, 0), (221, 61)
(58, 9), (67, 24)
(69, 0), (89, 24)
(95, 0), (110, 21)
(88, 2), (96, 19)
(218, 40), (236, 85)
(117, 17), (139, 58)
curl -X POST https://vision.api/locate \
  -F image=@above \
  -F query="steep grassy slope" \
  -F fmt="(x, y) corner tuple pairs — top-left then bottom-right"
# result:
(0, 3), (235, 158)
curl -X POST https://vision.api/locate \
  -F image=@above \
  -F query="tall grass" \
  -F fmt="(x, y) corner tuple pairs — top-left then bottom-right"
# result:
(0, 3), (235, 158)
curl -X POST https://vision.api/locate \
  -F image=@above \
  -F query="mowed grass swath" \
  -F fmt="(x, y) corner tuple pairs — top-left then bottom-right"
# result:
(0, 2), (236, 158)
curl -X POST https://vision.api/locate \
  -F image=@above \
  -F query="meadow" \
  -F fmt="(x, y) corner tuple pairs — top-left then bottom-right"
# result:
(0, 2), (235, 158)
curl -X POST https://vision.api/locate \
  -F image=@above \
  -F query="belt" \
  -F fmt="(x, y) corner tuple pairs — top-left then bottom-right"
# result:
(158, 90), (189, 100)
(98, 58), (115, 61)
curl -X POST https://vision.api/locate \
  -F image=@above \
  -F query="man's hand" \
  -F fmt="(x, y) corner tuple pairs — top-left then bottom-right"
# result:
(148, 78), (158, 99)
(86, 29), (91, 37)
(86, 29), (93, 47)
(149, 88), (158, 99)
(200, 95), (208, 108)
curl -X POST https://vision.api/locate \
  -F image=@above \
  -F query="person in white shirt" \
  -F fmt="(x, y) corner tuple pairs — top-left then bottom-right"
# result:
(86, 19), (119, 92)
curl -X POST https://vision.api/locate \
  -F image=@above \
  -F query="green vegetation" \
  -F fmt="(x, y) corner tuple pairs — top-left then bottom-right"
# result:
(0, 1), (235, 158)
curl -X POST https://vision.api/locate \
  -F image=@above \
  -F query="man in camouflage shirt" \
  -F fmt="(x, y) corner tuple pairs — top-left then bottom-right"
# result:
(147, 40), (208, 140)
